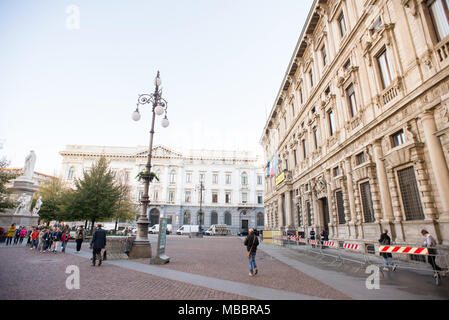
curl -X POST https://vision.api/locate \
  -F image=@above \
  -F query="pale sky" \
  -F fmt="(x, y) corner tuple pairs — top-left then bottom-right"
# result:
(0, 0), (314, 176)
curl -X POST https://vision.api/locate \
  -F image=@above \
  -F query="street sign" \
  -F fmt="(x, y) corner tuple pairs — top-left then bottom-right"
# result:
(150, 216), (170, 264)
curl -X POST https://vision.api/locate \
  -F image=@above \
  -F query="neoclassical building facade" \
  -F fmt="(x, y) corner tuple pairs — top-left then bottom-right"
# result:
(59, 145), (265, 235)
(261, 0), (449, 249)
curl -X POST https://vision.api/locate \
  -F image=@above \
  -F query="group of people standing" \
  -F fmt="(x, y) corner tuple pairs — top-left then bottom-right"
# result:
(5, 223), (86, 254)
(5, 224), (28, 246)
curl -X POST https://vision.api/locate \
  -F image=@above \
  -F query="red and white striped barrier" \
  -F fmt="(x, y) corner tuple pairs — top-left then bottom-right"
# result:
(379, 245), (429, 255)
(298, 238), (307, 244)
(309, 240), (319, 245)
(343, 243), (360, 250)
(322, 241), (337, 248)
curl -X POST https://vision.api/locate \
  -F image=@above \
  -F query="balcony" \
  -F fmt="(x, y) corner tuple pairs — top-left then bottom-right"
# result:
(435, 36), (449, 69)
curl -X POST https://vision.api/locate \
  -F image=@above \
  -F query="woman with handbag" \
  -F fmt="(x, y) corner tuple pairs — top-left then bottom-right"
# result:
(244, 229), (259, 277)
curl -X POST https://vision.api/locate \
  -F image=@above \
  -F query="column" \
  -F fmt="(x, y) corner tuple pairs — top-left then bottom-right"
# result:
(344, 157), (358, 239)
(278, 196), (284, 228)
(285, 190), (293, 228)
(373, 140), (395, 223)
(421, 110), (449, 220)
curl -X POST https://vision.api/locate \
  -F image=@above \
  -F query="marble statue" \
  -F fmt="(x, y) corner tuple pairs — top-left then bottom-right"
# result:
(15, 193), (31, 214)
(32, 196), (43, 216)
(22, 150), (36, 180)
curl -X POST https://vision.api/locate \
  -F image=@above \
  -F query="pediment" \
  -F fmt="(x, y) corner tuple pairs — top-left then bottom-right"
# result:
(136, 145), (182, 158)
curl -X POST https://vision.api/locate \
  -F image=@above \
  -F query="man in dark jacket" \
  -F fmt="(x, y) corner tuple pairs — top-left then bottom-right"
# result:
(379, 229), (397, 271)
(89, 224), (107, 266)
(244, 228), (259, 277)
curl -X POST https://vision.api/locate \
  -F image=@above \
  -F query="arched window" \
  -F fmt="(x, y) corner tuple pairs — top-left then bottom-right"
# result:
(224, 211), (232, 226)
(257, 212), (264, 226)
(210, 211), (218, 225)
(170, 170), (176, 184)
(241, 172), (248, 185)
(183, 211), (191, 224)
(68, 167), (74, 179)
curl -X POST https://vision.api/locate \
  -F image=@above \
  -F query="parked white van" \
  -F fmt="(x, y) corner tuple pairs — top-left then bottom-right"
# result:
(149, 224), (173, 234)
(204, 224), (231, 236)
(176, 225), (199, 235)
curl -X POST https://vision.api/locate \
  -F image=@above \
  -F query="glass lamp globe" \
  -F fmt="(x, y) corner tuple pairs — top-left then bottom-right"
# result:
(155, 105), (164, 116)
(161, 117), (170, 128)
(132, 110), (141, 121)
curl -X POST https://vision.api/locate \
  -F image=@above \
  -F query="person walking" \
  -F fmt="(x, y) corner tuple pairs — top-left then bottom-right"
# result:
(61, 229), (70, 253)
(6, 224), (16, 246)
(89, 224), (107, 266)
(244, 228), (259, 277)
(43, 228), (52, 252)
(310, 228), (316, 248)
(39, 227), (47, 253)
(378, 230), (397, 271)
(421, 230), (446, 278)
(75, 226), (85, 253)
(320, 229), (328, 248)
(19, 227), (27, 245)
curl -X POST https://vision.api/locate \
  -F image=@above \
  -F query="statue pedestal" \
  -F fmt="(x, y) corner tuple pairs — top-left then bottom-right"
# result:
(0, 177), (39, 230)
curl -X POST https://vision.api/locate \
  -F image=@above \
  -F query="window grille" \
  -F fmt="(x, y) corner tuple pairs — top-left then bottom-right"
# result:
(397, 167), (425, 221)
(360, 181), (375, 223)
(336, 191), (346, 224)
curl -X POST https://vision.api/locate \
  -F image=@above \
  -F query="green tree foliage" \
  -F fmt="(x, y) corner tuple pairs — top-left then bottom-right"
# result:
(0, 158), (19, 212)
(113, 181), (137, 233)
(35, 178), (67, 223)
(69, 157), (121, 234)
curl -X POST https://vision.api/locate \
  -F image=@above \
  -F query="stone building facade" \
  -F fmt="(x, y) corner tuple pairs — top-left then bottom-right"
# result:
(59, 145), (265, 235)
(260, 0), (449, 249)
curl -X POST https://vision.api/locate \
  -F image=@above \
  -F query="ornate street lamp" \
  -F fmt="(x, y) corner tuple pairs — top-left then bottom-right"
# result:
(130, 71), (169, 258)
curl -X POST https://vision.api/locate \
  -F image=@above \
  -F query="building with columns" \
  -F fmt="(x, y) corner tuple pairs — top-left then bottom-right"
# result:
(261, 0), (449, 250)
(59, 145), (265, 235)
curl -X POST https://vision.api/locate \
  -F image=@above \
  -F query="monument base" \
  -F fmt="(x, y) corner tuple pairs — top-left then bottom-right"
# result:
(150, 254), (170, 265)
(0, 210), (39, 230)
(128, 241), (152, 259)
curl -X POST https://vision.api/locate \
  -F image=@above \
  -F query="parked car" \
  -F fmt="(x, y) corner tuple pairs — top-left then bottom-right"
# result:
(148, 224), (173, 234)
(176, 225), (199, 235)
(238, 229), (249, 236)
(204, 224), (231, 236)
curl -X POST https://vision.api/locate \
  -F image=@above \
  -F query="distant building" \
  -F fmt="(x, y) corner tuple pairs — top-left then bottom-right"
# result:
(59, 145), (265, 234)
(261, 0), (449, 248)
(2, 168), (57, 189)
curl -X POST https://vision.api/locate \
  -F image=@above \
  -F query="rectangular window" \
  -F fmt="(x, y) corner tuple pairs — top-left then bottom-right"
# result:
(186, 172), (192, 183)
(321, 45), (328, 66)
(392, 130), (406, 147)
(360, 182), (375, 223)
(257, 175), (263, 185)
(168, 191), (175, 203)
(294, 149), (298, 166)
(299, 87), (304, 104)
(302, 139), (307, 159)
(185, 191), (191, 203)
(242, 192), (248, 204)
(297, 203), (303, 227)
(153, 191), (159, 201)
(344, 58), (351, 70)
(212, 173), (218, 184)
(212, 192), (218, 203)
(257, 194), (263, 204)
(328, 110), (336, 136)
(336, 191), (346, 225)
(199, 173), (205, 183)
(338, 12), (347, 37)
(347, 84), (358, 117)
(428, 0), (449, 41)
(333, 166), (340, 177)
(291, 103), (295, 117)
(356, 152), (365, 165)
(313, 127), (319, 149)
(225, 174), (231, 184)
(377, 48), (392, 89)
(397, 167), (425, 221)
(309, 69), (314, 88)
(306, 201), (312, 226)
(225, 192), (231, 204)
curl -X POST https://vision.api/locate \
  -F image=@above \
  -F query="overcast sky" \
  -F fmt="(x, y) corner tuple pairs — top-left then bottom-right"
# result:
(0, 0), (313, 175)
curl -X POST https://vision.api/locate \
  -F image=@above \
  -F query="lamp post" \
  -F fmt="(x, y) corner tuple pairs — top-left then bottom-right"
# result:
(130, 71), (169, 259)
(190, 181), (205, 238)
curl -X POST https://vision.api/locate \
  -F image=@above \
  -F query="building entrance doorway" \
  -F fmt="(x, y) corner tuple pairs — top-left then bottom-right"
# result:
(318, 198), (330, 233)
(241, 219), (248, 231)
(149, 208), (160, 227)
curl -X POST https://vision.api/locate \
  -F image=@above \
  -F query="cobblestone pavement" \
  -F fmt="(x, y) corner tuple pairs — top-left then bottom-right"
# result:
(135, 235), (350, 300)
(0, 245), (252, 300)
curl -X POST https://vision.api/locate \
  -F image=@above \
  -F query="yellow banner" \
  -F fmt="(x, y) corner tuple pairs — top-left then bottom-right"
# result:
(275, 171), (285, 185)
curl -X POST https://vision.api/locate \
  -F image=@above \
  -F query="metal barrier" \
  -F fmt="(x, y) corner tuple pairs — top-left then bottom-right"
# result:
(271, 235), (448, 285)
